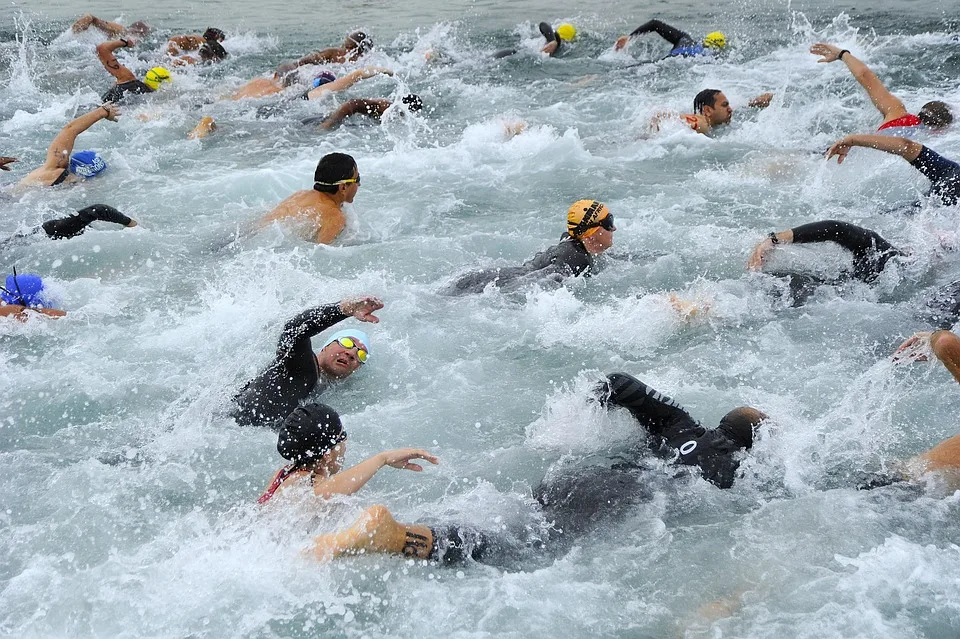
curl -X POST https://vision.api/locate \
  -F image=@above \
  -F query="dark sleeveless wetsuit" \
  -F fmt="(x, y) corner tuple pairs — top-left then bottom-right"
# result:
(232, 304), (348, 428)
(910, 146), (960, 206)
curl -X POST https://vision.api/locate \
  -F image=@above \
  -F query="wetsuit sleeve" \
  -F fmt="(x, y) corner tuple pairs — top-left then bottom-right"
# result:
(910, 146), (960, 206)
(602, 373), (704, 441)
(628, 20), (691, 47)
(552, 240), (593, 276)
(790, 220), (900, 282)
(276, 304), (349, 359)
(41, 204), (132, 239)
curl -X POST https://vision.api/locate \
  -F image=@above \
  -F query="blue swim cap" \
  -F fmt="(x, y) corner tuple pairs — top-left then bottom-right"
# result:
(1, 273), (48, 307)
(69, 151), (107, 179)
(312, 71), (336, 88)
(323, 328), (370, 350)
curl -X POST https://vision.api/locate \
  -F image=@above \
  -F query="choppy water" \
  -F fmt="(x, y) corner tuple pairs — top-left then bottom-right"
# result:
(2, 1), (960, 637)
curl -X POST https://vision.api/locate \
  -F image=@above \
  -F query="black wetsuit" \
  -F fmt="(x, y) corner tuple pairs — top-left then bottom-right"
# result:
(493, 22), (562, 59)
(910, 146), (960, 206)
(629, 19), (696, 50)
(232, 304), (348, 428)
(1, 204), (132, 250)
(445, 235), (594, 295)
(101, 80), (153, 104)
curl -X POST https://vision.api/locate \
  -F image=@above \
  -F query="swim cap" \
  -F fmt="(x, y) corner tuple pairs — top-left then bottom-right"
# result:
(323, 328), (370, 351)
(312, 71), (337, 88)
(143, 67), (172, 90)
(277, 403), (346, 466)
(567, 200), (610, 239)
(402, 94), (423, 112)
(1, 273), (48, 307)
(69, 151), (107, 178)
(703, 31), (726, 49)
(717, 407), (766, 449)
(556, 24), (577, 42)
(203, 27), (226, 42)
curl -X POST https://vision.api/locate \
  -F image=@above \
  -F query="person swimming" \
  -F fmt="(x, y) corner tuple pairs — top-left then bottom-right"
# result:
(442, 199), (616, 295)
(493, 21), (576, 59)
(96, 38), (172, 103)
(18, 104), (119, 188)
(0, 271), (65, 319)
(301, 94), (423, 129)
(615, 19), (726, 58)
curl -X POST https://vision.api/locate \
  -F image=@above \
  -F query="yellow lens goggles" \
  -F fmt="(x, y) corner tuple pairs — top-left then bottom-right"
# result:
(336, 337), (368, 363)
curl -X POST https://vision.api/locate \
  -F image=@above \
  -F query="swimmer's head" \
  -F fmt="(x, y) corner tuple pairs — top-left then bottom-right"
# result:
(918, 101), (953, 130)
(127, 21), (152, 37)
(694, 88), (732, 125)
(556, 23), (577, 42)
(313, 152), (360, 201)
(69, 150), (107, 179)
(717, 407), (767, 449)
(317, 328), (369, 378)
(312, 71), (337, 88)
(703, 31), (726, 49)
(401, 94), (423, 112)
(199, 40), (228, 62)
(143, 67), (172, 90)
(203, 27), (226, 43)
(277, 403), (346, 470)
(345, 31), (372, 56)
(0, 273), (50, 308)
(567, 199), (615, 237)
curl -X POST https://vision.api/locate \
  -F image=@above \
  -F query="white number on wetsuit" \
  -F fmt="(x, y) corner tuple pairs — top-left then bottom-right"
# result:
(679, 441), (697, 455)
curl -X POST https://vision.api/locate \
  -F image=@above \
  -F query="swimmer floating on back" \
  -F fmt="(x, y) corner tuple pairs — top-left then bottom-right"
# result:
(615, 19), (726, 58)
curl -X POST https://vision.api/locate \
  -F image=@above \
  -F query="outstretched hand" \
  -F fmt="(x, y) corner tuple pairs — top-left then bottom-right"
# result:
(748, 92), (774, 109)
(339, 296), (384, 323)
(614, 35), (630, 51)
(0, 157), (17, 171)
(746, 240), (771, 270)
(810, 42), (843, 63)
(893, 331), (932, 364)
(380, 448), (439, 472)
(826, 137), (853, 164)
(101, 102), (122, 121)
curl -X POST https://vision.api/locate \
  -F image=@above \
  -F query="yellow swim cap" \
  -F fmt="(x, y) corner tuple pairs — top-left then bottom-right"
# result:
(567, 200), (610, 239)
(556, 23), (577, 42)
(143, 67), (172, 91)
(703, 31), (726, 49)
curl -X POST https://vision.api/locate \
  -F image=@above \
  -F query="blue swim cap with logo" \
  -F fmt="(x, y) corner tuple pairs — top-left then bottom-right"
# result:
(1, 273), (48, 307)
(312, 71), (337, 88)
(69, 151), (107, 178)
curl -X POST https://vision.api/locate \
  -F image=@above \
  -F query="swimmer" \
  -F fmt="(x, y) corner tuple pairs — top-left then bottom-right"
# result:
(0, 157), (16, 171)
(257, 404), (438, 504)
(309, 94), (422, 129)
(1, 204), (136, 249)
(18, 103), (119, 188)
(308, 373), (766, 565)
(231, 295), (382, 428)
(277, 31), (373, 72)
(443, 199), (616, 295)
(249, 67), (394, 119)
(96, 38), (172, 103)
(228, 71), (298, 100)
(71, 14), (151, 38)
(615, 19), (726, 58)
(826, 134), (960, 206)
(493, 21), (574, 59)
(0, 272), (66, 320)
(656, 88), (772, 135)
(810, 43), (952, 132)
(258, 152), (359, 244)
(166, 27), (228, 65)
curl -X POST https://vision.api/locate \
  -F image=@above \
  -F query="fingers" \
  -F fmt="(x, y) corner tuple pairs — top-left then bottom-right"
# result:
(404, 463), (424, 472)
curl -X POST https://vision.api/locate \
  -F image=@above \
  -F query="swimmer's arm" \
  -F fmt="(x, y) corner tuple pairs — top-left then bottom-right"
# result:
(305, 67), (392, 100)
(0, 157), (16, 171)
(311, 209), (346, 244)
(541, 40), (559, 56)
(43, 104), (118, 170)
(318, 99), (384, 129)
(275, 304), (349, 357)
(746, 229), (794, 270)
(296, 48), (339, 66)
(75, 16), (127, 37)
(96, 40), (138, 83)
(931, 330), (960, 384)
(812, 44), (908, 120)
(0, 305), (66, 319)
(311, 449), (439, 499)
(166, 35), (201, 55)
(748, 92), (774, 109)
(826, 134), (922, 164)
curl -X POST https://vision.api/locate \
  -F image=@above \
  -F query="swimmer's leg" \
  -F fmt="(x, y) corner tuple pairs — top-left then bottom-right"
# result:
(188, 116), (217, 140)
(309, 504), (434, 561)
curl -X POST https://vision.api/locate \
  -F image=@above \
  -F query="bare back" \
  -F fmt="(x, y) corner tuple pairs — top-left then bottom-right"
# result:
(259, 190), (346, 244)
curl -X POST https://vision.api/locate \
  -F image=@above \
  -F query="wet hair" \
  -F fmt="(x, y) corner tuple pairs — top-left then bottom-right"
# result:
(313, 152), (358, 193)
(277, 404), (345, 468)
(694, 89), (722, 114)
(716, 407), (767, 449)
(199, 39), (228, 62)
(402, 94), (423, 112)
(918, 101), (953, 129)
(203, 27), (226, 42)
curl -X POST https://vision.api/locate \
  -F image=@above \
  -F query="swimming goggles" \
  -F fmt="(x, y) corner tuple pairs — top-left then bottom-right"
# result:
(314, 175), (360, 187)
(335, 336), (368, 363)
(583, 213), (616, 232)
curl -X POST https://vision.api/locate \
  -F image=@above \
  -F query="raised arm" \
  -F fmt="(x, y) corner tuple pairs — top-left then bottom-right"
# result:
(42, 103), (119, 171)
(276, 296), (382, 357)
(826, 134), (922, 164)
(96, 39), (138, 83)
(318, 99), (388, 129)
(73, 15), (127, 37)
(809, 43), (908, 121)
(311, 449), (439, 498)
(296, 48), (341, 67)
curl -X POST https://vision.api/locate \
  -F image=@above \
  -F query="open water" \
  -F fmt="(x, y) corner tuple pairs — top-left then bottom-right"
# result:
(2, 0), (960, 637)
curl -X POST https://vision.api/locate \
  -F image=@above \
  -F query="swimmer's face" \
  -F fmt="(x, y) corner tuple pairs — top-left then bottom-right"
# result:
(316, 335), (367, 378)
(705, 92), (733, 125)
(318, 441), (346, 474)
(341, 167), (360, 204)
(582, 225), (614, 254)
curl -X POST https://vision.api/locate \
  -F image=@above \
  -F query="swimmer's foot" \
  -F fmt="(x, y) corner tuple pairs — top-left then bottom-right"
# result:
(188, 116), (217, 140)
(309, 505), (433, 561)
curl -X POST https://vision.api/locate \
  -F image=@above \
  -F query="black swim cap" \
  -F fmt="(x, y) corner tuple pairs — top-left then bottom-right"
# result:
(203, 27), (226, 42)
(402, 94), (423, 112)
(277, 403), (345, 466)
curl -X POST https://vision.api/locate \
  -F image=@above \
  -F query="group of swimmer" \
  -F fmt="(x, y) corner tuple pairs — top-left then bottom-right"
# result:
(4, 15), (960, 572)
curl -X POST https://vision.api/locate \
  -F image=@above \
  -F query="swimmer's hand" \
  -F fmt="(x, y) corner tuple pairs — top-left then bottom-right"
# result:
(126, 219), (138, 227)
(810, 43), (843, 63)
(379, 448), (439, 472)
(747, 238), (774, 270)
(748, 92), (774, 109)
(101, 102), (121, 122)
(614, 35), (631, 51)
(338, 295), (384, 323)
(0, 157), (17, 171)
(893, 331), (932, 364)
(119, 36), (138, 48)
(826, 136), (853, 164)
